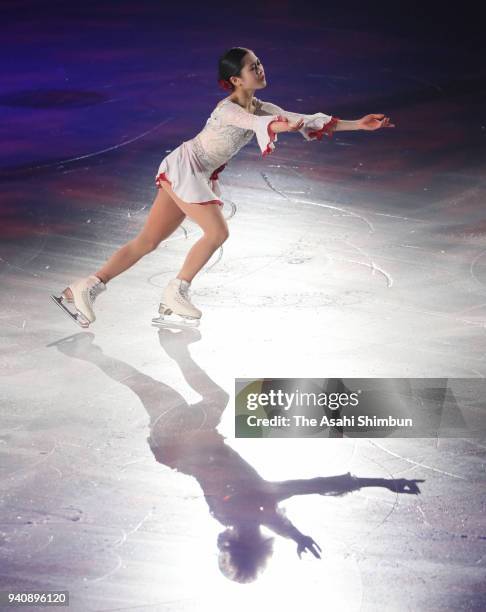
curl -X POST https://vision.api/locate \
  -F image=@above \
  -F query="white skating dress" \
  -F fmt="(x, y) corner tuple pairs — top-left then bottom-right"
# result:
(155, 97), (338, 206)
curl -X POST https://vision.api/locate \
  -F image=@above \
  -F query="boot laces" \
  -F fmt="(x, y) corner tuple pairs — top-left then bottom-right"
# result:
(179, 282), (190, 299)
(88, 280), (104, 301)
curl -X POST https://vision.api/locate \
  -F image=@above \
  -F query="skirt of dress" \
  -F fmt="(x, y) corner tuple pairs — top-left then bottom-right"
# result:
(155, 140), (225, 207)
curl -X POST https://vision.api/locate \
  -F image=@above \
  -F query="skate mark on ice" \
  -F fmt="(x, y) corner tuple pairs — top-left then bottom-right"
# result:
(0, 440), (59, 485)
(374, 212), (414, 221)
(205, 246), (302, 290)
(27, 117), (174, 170)
(453, 301), (486, 316)
(469, 248), (486, 291)
(119, 457), (147, 471)
(260, 171), (375, 233)
(349, 453), (399, 558)
(368, 440), (468, 481)
(48, 466), (63, 478)
(391, 462), (423, 477)
(29, 534), (55, 555)
(268, 164), (312, 196)
(2, 533), (56, 559)
(338, 240), (394, 288)
(223, 199), (237, 221)
(86, 553), (123, 583)
(415, 502), (433, 528)
(462, 438), (486, 450)
(0, 252), (44, 279)
(0, 317), (33, 331)
(113, 509), (154, 548)
(127, 203), (147, 216)
(295, 197), (375, 233)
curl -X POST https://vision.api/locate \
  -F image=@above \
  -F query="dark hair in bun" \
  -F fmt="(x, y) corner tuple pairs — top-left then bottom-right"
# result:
(217, 47), (250, 91)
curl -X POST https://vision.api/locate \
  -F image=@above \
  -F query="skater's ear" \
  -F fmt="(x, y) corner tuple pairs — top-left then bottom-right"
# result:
(217, 47), (249, 92)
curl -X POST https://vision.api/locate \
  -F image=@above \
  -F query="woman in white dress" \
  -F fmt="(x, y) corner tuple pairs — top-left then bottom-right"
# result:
(51, 47), (394, 328)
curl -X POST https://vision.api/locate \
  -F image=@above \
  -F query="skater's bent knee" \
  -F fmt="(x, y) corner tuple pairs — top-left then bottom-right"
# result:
(205, 227), (229, 247)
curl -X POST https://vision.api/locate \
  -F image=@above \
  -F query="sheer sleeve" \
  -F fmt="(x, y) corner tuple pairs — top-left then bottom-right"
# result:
(257, 99), (339, 141)
(218, 101), (288, 157)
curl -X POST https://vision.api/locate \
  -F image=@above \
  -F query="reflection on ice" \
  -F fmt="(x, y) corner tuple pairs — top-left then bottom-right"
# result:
(48, 330), (424, 601)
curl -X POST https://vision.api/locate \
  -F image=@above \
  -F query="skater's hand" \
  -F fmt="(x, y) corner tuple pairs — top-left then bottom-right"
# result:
(358, 114), (395, 130)
(296, 535), (322, 559)
(387, 478), (424, 494)
(287, 117), (305, 132)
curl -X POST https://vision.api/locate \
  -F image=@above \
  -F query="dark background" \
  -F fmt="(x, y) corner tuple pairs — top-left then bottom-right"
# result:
(2, 0), (485, 238)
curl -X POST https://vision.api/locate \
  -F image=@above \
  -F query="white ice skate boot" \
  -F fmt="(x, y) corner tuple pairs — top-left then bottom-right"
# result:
(151, 278), (201, 328)
(50, 275), (106, 328)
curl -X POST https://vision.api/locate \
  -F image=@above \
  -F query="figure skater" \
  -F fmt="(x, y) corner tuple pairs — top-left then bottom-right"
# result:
(51, 46), (395, 328)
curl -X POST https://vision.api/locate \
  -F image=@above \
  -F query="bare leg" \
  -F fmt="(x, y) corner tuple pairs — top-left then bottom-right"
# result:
(158, 182), (229, 283)
(94, 187), (186, 284)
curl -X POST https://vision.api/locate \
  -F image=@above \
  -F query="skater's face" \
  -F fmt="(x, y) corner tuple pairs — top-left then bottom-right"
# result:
(230, 50), (266, 91)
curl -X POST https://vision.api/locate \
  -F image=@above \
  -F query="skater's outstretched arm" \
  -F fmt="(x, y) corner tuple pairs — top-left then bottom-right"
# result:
(270, 473), (424, 502)
(258, 99), (394, 137)
(257, 99), (339, 139)
(261, 507), (321, 559)
(351, 114), (395, 131)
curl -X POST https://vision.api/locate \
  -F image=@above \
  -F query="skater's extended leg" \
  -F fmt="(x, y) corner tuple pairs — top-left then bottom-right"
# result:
(52, 189), (185, 327)
(159, 182), (229, 282)
(94, 187), (186, 284)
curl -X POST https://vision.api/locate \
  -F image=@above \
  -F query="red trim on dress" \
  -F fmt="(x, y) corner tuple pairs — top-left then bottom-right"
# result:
(262, 115), (287, 157)
(155, 171), (173, 188)
(308, 116), (340, 140)
(155, 172), (223, 207)
(210, 163), (227, 181)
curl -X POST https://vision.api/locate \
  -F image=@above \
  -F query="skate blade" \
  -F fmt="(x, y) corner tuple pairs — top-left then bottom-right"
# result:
(151, 314), (200, 329)
(50, 294), (90, 328)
